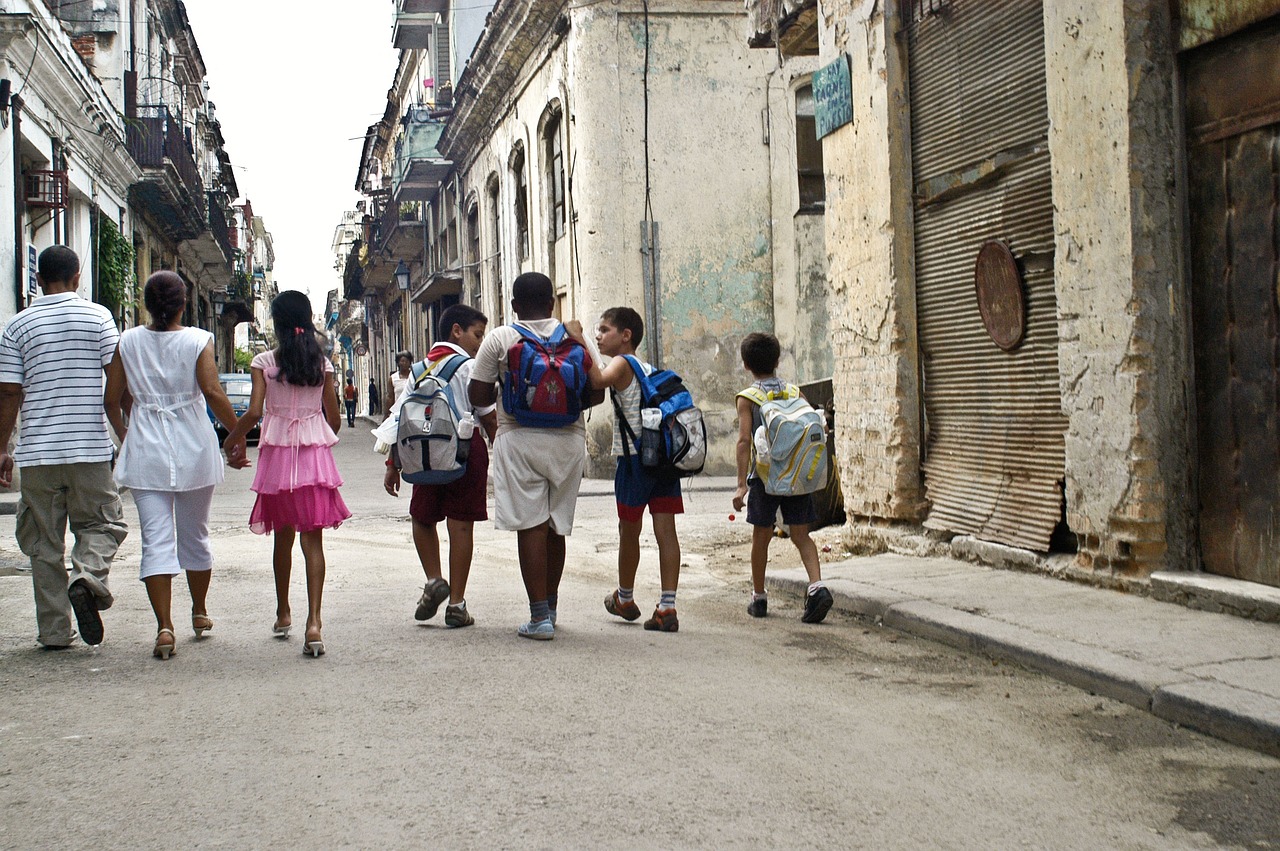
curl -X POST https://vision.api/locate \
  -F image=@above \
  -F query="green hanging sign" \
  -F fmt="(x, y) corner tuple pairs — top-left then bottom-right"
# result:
(813, 54), (853, 139)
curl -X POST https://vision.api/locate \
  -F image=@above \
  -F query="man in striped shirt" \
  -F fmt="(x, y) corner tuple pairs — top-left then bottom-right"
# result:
(0, 245), (127, 648)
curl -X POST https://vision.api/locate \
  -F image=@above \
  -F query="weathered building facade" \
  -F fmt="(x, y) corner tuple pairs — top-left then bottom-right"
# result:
(0, 0), (260, 372)
(751, 0), (1280, 594)
(438, 0), (785, 470)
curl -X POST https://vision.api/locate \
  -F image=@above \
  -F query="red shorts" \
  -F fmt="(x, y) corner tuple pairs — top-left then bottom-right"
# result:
(408, 434), (489, 525)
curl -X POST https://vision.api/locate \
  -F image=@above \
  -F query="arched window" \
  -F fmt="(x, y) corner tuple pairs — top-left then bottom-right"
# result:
(486, 173), (503, 322)
(795, 84), (825, 211)
(544, 112), (566, 240)
(510, 144), (529, 261)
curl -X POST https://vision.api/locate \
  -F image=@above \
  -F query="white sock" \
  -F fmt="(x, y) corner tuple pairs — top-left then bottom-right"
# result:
(451, 599), (466, 610)
(808, 581), (826, 595)
(617, 587), (634, 604)
(752, 591), (767, 601)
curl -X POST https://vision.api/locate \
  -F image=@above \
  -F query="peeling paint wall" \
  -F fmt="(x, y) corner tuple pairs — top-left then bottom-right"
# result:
(761, 58), (836, 385)
(820, 0), (925, 521)
(1044, 0), (1191, 576)
(455, 1), (774, 474)
(570, 2), (775, 473)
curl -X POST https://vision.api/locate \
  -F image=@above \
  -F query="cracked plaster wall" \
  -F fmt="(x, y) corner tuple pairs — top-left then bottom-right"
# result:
(820, 0), (924, 522)
(1045, 0), (1191, 576)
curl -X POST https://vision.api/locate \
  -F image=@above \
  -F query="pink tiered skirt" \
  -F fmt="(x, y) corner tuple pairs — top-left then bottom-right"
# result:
(248, 444), (351, 535)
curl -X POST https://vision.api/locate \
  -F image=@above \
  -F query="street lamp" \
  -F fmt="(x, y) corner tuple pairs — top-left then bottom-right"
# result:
(394, 259), (411, 291)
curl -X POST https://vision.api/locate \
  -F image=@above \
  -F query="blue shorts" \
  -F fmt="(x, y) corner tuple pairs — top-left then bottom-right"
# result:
(745, 477), (816, 528)
(614, 455), (684, 523)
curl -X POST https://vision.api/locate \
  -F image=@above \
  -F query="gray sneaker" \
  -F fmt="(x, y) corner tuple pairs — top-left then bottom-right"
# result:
(415, 578), (451, 621)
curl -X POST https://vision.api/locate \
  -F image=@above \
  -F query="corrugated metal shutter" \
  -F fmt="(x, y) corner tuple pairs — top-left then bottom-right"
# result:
(436, 23), (451, 88)
(908, 0), (1067, 551)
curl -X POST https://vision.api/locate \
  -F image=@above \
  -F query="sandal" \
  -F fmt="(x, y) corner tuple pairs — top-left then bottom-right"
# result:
(153, 628), (176, 660)
(192, 613), (214, 638)
(303, 625), (324, 658)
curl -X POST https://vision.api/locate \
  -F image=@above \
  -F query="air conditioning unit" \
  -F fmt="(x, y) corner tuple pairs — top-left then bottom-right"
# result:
(25, 170), (69, 209)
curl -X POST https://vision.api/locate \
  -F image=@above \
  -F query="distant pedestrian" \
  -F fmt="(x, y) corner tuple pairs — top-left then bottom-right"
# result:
(368, 378), (380, 418)
(387, 351), (413, 417)
(732, 332), (832, 623)
(0, 245), (127, 649)
(343, 377), (358, 427)
(223, 290), (351, 658)
(104, 271), (247, 660)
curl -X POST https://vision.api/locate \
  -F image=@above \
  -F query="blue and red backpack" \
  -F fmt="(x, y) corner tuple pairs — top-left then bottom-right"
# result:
(503, 323), (593, 427)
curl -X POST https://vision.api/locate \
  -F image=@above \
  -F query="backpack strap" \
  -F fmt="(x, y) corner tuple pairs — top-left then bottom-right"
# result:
(411, 353), (467, 389)
(737, 387), (768, 406)
(620, 354), (650, 401)
(610, 389), (640, 459)
(513, 323), (568, 346)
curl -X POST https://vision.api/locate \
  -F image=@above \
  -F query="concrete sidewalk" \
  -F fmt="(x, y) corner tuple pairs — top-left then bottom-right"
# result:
(770, 555), (1280, 757)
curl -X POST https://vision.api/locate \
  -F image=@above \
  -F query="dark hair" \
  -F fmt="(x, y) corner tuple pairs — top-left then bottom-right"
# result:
(600, 306), (644, 348)
(740, 332), (781, 375)
(438, 304), (487, 340)
(37, 245), (79, 285)
(511, 272), (554, 313)
(270, 290), (325, 386)
(144, 271), (186, 330)
(396, 351), (414, 365)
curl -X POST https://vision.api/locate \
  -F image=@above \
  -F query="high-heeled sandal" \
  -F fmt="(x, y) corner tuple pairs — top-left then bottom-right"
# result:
(153, 628), (176, 660)
(192, 613), (213, 638)
(303, 627), (324, 657)
(272, 619), (291, 639)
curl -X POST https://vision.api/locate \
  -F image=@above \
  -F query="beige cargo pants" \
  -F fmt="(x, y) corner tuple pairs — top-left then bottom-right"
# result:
(16, 462), (127, 646)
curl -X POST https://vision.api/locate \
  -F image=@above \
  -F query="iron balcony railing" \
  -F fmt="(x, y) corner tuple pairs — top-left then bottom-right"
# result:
(126, 106), (206, 221)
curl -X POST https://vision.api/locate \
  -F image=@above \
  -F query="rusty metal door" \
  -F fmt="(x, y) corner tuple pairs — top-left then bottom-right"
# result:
(907, 0), (1068, 551)
(1186, 18), (1280, 587)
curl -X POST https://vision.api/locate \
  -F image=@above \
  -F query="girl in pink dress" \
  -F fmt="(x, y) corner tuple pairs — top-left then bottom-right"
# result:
(223, 291), (350, 657)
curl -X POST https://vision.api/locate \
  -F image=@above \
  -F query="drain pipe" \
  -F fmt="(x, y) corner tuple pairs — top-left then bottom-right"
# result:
(11, 94), (23, 308)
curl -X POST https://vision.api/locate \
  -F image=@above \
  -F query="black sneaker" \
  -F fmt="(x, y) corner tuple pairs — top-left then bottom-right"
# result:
(747, 597), (767, 618)
(415, 578), (450, 621)
(68, 580), (104, 646)
(802, 586), (834, 624)
(444, 603), (474, 628)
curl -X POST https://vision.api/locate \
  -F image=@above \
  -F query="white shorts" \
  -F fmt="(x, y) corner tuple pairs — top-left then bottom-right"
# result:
(131, 486), (216, 579)
(490, 429), (587, 534)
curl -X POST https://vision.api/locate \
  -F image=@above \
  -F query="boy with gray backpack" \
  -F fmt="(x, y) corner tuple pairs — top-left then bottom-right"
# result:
(731, 332), (833, 623)
(384, 305), (496, 628)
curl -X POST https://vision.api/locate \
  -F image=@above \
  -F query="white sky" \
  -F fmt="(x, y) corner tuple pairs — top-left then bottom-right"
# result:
(181, 1), (400, 315)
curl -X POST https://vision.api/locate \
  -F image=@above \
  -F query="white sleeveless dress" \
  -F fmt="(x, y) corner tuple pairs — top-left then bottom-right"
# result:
(113, 327), (224, 491)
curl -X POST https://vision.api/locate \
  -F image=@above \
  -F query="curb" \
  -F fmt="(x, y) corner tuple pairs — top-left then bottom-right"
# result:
(768, 575), (1280, 758)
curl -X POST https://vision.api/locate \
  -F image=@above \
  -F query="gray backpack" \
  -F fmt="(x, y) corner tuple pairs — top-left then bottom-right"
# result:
(394, 354), (470, 485)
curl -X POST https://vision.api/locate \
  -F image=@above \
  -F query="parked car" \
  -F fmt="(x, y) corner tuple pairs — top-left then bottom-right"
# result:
(209, 372), (258, 443)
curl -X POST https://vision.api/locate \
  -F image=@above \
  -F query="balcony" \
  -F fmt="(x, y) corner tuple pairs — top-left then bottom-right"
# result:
(208, 197), (234, 261)
(746, 0), (819, 55)
(126, 107), (208, 241)
(211, 273), (255, 325)
(393, 0), (446, 49)
(392, 115), (451, 204)
(376, 199), (427, 261)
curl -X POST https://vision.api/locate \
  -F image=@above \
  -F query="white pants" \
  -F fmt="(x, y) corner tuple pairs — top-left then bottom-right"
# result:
(131, 486), (216, 579)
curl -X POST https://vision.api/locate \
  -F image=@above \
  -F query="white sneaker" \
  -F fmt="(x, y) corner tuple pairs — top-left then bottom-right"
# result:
(517, 619), (554, 640)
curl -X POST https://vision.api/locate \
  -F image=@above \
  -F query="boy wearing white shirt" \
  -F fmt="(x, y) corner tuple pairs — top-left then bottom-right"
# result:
(385, 305), (497, 627)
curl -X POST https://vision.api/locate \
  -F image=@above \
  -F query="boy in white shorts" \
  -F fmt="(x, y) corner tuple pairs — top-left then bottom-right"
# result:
(469, 272), (604, 640)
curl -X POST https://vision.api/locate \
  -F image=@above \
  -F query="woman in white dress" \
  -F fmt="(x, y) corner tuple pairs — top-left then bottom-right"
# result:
(105, 271), (246, 659)
(386, 350), (413, 417)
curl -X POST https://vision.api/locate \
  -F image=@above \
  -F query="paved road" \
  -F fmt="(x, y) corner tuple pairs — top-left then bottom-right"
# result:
(0, 426), (1277, 848)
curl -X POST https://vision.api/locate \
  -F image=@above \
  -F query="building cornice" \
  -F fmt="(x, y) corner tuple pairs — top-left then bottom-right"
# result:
(0, 10), (140, 197)
(439, 0), (566, 166)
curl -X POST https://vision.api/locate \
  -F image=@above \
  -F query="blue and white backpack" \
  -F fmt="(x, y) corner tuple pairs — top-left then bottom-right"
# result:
(612, 355), (706, 481)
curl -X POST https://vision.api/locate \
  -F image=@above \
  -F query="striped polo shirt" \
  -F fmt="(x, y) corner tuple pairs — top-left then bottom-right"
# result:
(0, 292), (119, 466)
